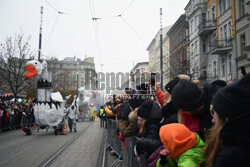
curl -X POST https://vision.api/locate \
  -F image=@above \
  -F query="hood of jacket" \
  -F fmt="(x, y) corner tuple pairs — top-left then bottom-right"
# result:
(159, 123), (198, 160)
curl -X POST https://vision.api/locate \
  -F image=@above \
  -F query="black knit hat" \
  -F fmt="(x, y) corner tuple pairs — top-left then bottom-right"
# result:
(164, 77), (180, 94)
(171, 79), (205, 111)
(137, 100), (154, 119)
(212, 74), (250, 119)
(211, 80), (227, 87)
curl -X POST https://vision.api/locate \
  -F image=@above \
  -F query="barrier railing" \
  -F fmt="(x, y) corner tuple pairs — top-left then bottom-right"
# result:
(0, 113), (33, 133)
(105, 119), (147, 167)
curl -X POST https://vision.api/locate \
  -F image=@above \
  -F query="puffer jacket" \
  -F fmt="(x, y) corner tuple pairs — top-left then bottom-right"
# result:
(156, 133), (205, 167)
(135, 103), (163, 158)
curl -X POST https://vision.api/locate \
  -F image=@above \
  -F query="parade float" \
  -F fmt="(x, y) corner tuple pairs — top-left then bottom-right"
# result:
(25, 59), (67, 135)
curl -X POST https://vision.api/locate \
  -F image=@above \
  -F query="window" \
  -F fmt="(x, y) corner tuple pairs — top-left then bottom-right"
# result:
(202, 39), (206, 52)
(202, 13), (206, 22)
(228, 21), (232, 38)
(195, 40), (198, 55)
(213, 61), (217, 78)
(195, 15), (198, 31)
(221, 58), (225, 77)
(222, 0), (226, 12)
(191, 43), (194, 55)
(228, 54), (232, 74)
(220, 27), (223, 41)
(240, 34), (246, 55)
(190, 20), (194, 34)
(219, 0), (226, 14)
(227, 0), (230, 8)
(224, 24), (227, 41)
(240, 0), (246, 17)
(212, 6), (216, 20)
(203, 70), (207, 79)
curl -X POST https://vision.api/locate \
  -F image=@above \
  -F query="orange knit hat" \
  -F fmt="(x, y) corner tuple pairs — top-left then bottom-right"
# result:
(159, 123), (197, 160)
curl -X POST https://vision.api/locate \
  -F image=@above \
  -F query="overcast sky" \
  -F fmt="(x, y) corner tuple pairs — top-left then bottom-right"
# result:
(0, 0), (188, 73)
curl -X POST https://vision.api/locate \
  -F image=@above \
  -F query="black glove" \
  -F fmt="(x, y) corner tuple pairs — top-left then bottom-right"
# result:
(134, 137), (143, 156)
(159, 154), (168, 165)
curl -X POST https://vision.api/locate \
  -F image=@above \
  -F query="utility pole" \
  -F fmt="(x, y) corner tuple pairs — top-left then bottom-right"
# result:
(38, 6), (43, 61)
(76, 61), (79, 97)
(160, 8), (163, 90)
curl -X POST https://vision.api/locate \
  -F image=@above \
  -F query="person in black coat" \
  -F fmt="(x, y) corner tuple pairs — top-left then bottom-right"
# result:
(160, 77), (181, 126)
(204, 74), (250, 167)
(134, 100), (163, 158)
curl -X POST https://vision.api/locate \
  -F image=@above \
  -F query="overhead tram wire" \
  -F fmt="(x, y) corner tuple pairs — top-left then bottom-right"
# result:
(120, 0), (136, 15)
(43, 0), (143, 66)
(45, 14), (59, 51)
(89, 0), (103, 71)
(43, 0), (66, 54)
(113, 0), (146, 45)
(120, 16), (147, 45)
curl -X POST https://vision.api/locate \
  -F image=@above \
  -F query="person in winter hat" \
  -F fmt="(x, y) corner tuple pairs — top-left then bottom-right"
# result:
(116, 87), (146, 138)
(171, 79), (204, 135)
(152, 75), (190, 107)
(171, 78), (221, 141)
(134, 100), (162, 161)
(172, 79), (205, 112)
(204, 74), (250, 167)
(156, 123), (205, 167)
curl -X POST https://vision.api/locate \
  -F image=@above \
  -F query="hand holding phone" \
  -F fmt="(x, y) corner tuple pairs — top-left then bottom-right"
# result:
(151, 73), (156, 86)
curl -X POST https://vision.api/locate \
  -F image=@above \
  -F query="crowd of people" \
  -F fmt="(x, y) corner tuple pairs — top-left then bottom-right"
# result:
(101, 73), (250, 167)
(0, 100), (35, 133)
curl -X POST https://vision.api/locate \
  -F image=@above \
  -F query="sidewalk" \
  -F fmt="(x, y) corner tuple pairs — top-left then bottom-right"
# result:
(50, 119), (105, 167)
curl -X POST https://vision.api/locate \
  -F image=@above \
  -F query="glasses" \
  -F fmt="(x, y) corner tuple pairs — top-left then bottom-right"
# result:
(210, 105), (215, 117)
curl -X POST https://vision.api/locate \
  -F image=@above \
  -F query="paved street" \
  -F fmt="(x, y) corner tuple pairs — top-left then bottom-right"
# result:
(0, 120), (104, 167)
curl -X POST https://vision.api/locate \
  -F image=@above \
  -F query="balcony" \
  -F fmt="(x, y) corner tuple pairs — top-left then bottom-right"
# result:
(244, 44), (250, 51)
(198, 20), (217, 37)
(208, 38), (233, 55)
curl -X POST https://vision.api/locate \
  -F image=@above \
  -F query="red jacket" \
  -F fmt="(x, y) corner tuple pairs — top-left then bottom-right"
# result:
(156, 91), (164, 107)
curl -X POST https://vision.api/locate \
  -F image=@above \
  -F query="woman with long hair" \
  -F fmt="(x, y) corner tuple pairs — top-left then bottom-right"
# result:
(134, 100), (162, 160)
(204, 74), (250, 167)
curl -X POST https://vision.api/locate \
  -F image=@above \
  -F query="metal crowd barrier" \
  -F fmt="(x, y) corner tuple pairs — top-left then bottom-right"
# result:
(106, 119), (147, 167)
(106, 119), (122, 156)
(0, 113), (32, 133)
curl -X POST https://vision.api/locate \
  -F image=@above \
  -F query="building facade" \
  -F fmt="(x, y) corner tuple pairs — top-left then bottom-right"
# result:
(206, 0), (237, 82)
(147, 25), (172, 85)
(167, 14), (190, 78)
(185, 0), (208, 82)
(185, 0), (237, 83)
(162, 33), (171, 84)
(130, 61), (149, 88)
(47, 56), (96, 90)
(235, 0), (250, 78)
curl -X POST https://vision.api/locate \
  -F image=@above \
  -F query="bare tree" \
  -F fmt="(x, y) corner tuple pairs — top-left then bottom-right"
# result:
(0, 33), (33, 98)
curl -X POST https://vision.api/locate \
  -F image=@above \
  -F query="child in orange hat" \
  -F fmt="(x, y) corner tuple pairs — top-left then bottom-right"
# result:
(157, 123), (205, 167)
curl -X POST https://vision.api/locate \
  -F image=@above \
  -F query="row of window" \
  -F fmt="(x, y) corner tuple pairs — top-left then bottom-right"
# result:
(208, 55), (232, 78)
(189, 0), (248, 36)
(219, 0), (231, 15)
(219, 21), (232, 41)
